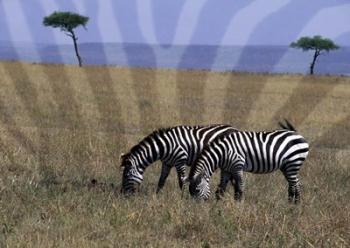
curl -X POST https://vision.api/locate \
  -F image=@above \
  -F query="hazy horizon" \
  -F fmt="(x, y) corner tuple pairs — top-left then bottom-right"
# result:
(1, 1), (349, 75)
(1, 42), (349, 75)
(1, 40), (350, 47)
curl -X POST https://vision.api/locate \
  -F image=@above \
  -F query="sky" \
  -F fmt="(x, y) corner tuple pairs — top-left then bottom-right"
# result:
(0, 0), (349, 46)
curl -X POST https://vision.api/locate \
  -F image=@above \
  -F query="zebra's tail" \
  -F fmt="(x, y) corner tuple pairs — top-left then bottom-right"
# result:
(278, 119), (297, 132)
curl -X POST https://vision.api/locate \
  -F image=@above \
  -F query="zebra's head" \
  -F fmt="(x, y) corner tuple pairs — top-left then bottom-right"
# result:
(120, 153), (143, 195)
(189, 172), (211, 200)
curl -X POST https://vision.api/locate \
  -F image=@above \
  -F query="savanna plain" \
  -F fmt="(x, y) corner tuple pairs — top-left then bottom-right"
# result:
(0, 61), (349, 247)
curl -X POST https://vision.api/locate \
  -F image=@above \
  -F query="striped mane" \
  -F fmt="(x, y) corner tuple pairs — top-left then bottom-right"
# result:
(188, 127), (237, 179)
(121, 127), (172, 163)
(124, 124), (209, 160)
(188, 138), (216, 179)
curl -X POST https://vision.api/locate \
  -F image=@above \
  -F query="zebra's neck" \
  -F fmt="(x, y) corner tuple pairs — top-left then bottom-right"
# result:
(194, 150), (221, 180)
(195, 134), (239, 179)
(128, 136), (162, 173)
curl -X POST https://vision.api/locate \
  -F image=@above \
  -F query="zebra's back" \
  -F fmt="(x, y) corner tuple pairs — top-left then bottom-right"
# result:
(168, 124), (237, 166)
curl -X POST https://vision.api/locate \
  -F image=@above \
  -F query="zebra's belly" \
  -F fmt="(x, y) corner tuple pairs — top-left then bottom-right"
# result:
(244, 168), (280, 174)
(162, 147), (190, 167)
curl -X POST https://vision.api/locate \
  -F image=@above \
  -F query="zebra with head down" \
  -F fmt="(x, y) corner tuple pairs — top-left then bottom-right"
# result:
(120, 124), (237, 195)
(188, 120), (309, 203)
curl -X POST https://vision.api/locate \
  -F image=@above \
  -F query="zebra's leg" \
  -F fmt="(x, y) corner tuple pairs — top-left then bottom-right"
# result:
(175, 164), (186, 190)
(230, 175), (236, 187)
(229, 174), (236, 191)
(281, 166), (301, 204)
(215, 170), (232, 200)
(232, 170), (244, 201)
(156, 164), (172, 193)
(287, 179), (301, 204)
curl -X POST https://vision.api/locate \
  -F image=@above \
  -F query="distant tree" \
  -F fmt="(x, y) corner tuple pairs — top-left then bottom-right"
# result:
(290, 35), (339, 75)
(43, 11), (89, 67)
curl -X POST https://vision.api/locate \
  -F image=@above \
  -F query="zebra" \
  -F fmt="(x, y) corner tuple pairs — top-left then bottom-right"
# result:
(188, 120), (309, 203)
(120, 124), (237, 194)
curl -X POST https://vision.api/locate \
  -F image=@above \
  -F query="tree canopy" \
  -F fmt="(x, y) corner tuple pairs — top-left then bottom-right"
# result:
(290, 35), (339, 52)
(43, 11), (89, 67)
(290, 35), (339, 75)
(43, 11), (89, 33)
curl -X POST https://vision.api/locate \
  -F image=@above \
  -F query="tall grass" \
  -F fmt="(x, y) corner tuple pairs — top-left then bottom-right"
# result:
(0, 61), (349, 247)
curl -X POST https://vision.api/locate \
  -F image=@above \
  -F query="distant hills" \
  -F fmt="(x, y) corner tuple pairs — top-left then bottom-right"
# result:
(0, 41), (349, 75)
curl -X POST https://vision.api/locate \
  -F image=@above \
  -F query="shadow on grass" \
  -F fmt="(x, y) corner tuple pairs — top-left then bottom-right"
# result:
(37, 167), (118, 195)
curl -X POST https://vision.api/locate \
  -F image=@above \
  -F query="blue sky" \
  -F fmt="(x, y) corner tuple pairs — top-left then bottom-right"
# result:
(0, 0), (349, 45)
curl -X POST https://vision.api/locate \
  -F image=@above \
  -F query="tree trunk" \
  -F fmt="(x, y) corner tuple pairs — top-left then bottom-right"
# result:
(310, 49), (320, 75)
(71, 31), (82, 67)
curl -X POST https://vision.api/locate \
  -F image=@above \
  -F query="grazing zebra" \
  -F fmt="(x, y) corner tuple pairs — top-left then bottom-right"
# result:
(188, 120), (309, 203)
(120, 124), (237, 194)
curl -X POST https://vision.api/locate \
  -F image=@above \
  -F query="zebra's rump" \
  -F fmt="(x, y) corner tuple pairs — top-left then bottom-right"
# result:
(235, 130), (309, 173)
(190, 128), (309, 178)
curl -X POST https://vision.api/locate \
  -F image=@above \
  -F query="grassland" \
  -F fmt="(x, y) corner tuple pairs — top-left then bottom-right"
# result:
(0, 61), (349, 247)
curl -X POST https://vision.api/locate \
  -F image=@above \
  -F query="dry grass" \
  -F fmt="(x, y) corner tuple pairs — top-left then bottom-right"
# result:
(0, 61), (349, 247)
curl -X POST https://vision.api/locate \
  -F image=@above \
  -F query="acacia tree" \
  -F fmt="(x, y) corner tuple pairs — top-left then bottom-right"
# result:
(43, 11), (89, 67)
(290, 35), (339, 75)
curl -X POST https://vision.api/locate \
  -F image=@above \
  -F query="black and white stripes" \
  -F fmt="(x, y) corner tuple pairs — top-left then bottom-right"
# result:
(120, 124), (237, 194)
(188, 121), (309, 203)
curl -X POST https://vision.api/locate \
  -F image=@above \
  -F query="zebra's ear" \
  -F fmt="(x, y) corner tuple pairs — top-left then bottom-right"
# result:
(120, 153), (126, 167)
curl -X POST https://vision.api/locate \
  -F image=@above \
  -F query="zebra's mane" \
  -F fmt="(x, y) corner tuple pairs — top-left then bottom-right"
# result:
(188, 138), (220, 180)
(122, 127), (170, 160)
(122, 124), (221, 164)
(188, 127), (237, 179)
